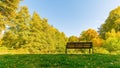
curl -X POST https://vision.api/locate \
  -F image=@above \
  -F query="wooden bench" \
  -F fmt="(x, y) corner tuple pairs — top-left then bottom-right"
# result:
(65, 42), (93, 54)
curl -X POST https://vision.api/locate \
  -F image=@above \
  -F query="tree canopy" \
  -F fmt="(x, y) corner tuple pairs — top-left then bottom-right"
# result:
(80, 29), (98, 41)
(99, 7), (120, 39)
(2, 6), (67, 53)
(0, 0), (20, 18)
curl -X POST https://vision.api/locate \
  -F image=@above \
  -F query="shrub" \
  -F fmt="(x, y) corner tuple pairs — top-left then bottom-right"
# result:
(93, 47), (109, 54)
(103, 37), (120, 52)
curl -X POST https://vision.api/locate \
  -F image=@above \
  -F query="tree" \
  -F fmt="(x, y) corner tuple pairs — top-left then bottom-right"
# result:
(25, 12), (67, 53)
(0, 0), (21, 43)
(0, 0), (21, 39)
(68, 36), (79, 42)
(54, 32), (67, 53)
(27, 12), (47, 53)
(99, 7), (120, 39)
(2, 6), (31, 49)
(80, 29), (98, 41)
(103, 29), (120, 52)
(92, 37), (103, 47)
(1, 4), (68, 54)
(0, 14), (5, 31)
(79, 29), (103, 47)
(0, 0), (20, 18)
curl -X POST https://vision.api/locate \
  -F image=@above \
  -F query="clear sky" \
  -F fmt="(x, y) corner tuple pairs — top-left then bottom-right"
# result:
(20, 0), (120, 37)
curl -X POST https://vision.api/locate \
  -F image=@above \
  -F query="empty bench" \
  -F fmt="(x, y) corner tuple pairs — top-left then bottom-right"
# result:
(65, 42), (93, 54)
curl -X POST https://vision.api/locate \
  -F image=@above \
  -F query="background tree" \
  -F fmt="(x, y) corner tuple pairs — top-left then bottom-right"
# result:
(79, 29), (103, 47)
(0, 0), (21, 30)
(27, 12), (49, 53)
(79, 29), (98, 41)
(99, 7), (120, 39)
(0, 0), (21, 47)
(68, 36), (79, 42)
(29, 12), (68, 53)
(2, 9), (68, 54)
(0, 14), (5, 32)
(0, 0), (20, 18)
(2, 6), (31, 49)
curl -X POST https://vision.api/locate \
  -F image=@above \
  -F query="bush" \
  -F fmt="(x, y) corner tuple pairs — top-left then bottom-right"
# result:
(103, 37), (120, 52)
(93, 47), (109, 54)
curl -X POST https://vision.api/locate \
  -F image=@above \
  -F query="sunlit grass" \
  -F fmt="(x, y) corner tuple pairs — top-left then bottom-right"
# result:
(0, 54), (119, 68)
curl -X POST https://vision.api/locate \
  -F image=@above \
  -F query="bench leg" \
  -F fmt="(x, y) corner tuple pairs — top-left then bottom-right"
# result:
(65, 49), (67, 54)
(92, 47), (94, 54)
(89, 48), (90, 54)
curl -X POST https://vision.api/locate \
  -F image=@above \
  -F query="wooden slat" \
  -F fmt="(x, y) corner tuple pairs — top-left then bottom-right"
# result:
(66, 42), (92, 49)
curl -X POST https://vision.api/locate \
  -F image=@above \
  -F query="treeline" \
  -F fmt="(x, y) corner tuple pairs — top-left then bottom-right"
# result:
(0, 0), (67, 54)
(0, 0), (120, 54)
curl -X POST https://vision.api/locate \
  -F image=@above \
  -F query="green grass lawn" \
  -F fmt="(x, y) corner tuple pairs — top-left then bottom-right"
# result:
(0, 54), (119, 68)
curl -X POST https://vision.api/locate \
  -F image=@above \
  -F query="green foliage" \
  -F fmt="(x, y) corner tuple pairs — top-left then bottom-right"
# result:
(28, 12), (67, 53)
(2, 7), (67, 53)
(0, 0), (20, 18)
(99, 7), (120, 39)
(0, 14), (5, 31)
(93, 47), (109, 54)
(0, 0), (21, 32)
(0, 0), (21, 46)
(103, 29), (120, 52)
(2, 6), (31, 49)
(103, 37), (120, 52)
(68, 35), (78, 42)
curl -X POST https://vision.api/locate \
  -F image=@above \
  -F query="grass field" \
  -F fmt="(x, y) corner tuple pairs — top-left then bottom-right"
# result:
(0, 54), (120, 68)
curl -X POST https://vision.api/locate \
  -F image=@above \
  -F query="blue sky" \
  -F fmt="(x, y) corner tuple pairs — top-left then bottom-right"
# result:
(20, 0), (120, 37)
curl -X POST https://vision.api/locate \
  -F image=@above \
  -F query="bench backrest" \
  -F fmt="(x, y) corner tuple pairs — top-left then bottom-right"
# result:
(66, 42), (93, 49)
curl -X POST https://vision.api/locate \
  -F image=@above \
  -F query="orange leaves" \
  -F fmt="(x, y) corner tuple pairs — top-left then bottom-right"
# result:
(79, 28), (104, 47)
(92, 38), (103, 47)
(80, 28), (99, 41)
